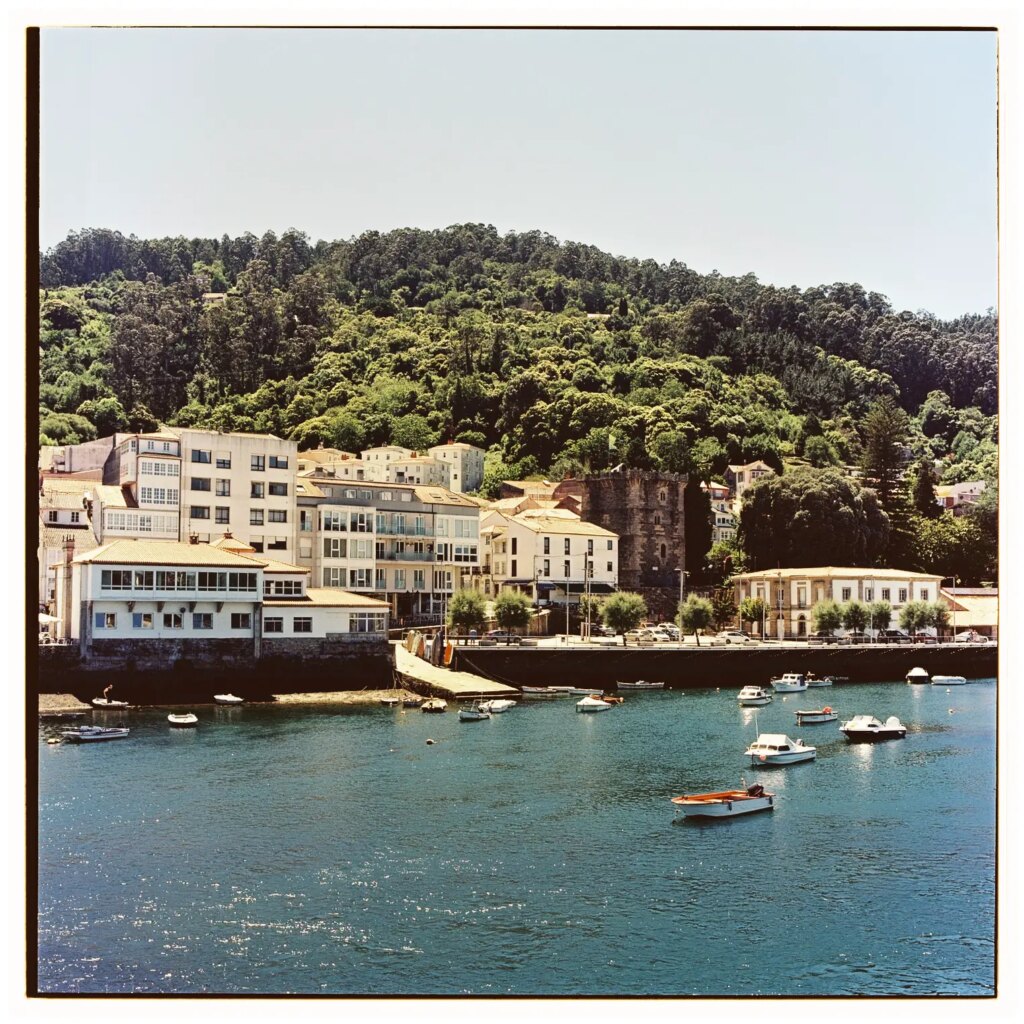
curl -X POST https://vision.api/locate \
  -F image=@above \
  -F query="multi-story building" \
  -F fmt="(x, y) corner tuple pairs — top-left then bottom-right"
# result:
(939, 586), (998, 639)
(38, 478), (99, 614)
(702, 482), (736, 544)
(298, 442), (486, 493)
(427, 443), (485, 493)
(731, 566), (944, 639)
(935, 480), (986, 516)
(295, 477), (481, 620)
(725, 460), (775, 510)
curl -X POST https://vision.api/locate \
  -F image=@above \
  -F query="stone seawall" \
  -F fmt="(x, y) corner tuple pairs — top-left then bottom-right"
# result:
(36, 638), (395, 703)
(449, 644), (998, 689)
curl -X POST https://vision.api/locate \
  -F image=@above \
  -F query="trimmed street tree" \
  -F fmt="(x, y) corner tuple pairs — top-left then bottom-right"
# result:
(711, 588), (738, 630)
(739, 597), (767, 634)
(678, 595), (714, 647)
(493, 589), (532, 640)
(603, 591), (648, 644)
(812, 599), (843, 636)
(898, 600), (930, 634)
(841, 600), (869, 632)
(868, 600), (892, 632)
(447, 588), (486, 641)
(927, 601), (951, 636)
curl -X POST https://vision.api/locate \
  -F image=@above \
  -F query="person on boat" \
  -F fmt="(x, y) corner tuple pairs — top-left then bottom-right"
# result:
(102, 684), (114, 702)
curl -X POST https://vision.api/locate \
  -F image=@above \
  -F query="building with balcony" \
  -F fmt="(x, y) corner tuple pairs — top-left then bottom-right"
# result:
(731, 566), (944, 639)
(935, 480), (987, 516)
(725, 460), (775, 512)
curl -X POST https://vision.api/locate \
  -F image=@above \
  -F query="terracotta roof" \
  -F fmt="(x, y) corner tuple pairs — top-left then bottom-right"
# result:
(263, 588), (389, 608)
(731, 566), (943, 582)
(73, 539), (265, 568)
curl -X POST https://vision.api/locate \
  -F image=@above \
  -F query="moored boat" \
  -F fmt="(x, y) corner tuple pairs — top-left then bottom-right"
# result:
(805, 673), (834, 687)
(672, 783), (775, 819)
(737, 685), (773, 706)
(520, 685), (560, 698)
(61, 725), (130, 743)
(478, 698), (516, 713)
(213, 693), (244, 705)
(931, 675), (967, 686)
(769, 673), (808, 692)
(745, 733), (816, 765)
(567, 687), (603, 696)
(597, 694), (624, 705)
(840, 714), (907, 742)
(91, 697), (130, 709)
(168, 713), (198, 727)
(794, 706), (838, 725)
(576, 696), (612, 713)
(906, 666), (930, 684)
(617, 680), (665, 690)
(402, 696), (425, 708)
(421, 697), (448, 713)
(458, 704), (491, 721)
(380, 696), (401, 707)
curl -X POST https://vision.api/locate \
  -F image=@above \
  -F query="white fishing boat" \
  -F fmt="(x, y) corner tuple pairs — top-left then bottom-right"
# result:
(91, 697), (130, 708)
(547, 686), (576, 693)
(576, 695), (613, 713)
(478, 698), (516, 713)
(794, 706), (838, 725)
(672, 782), (775, 819)
(737, 686), (773, 706)
(906, 666), (930, 684)
(458, 704), (491, 721)
(567, 687), (604, 696)
(840, 714), (907, 742)
(213, 693), (244, 705)
(421, 697), (448, 713)
(805, 673), (834, 687)
(617, 680), (665, 690)
(769, 673), (808, 692)
(168, 713), (198, 727)
(61, 725), (130, 743)
(931, 675), (967, 686)
(520, 685), (560, 698)
(402, 696), (425, 708)
(745, 733), (816, 765)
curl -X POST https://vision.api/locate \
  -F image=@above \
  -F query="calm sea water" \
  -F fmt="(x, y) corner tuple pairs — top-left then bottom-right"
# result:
(37, 679), (996, 997)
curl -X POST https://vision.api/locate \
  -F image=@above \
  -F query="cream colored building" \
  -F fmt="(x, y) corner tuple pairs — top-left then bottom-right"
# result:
(731, 566), (944, 638)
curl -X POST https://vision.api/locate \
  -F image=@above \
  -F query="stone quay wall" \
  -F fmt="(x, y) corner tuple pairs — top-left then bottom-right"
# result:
(450, 643), (997, 689)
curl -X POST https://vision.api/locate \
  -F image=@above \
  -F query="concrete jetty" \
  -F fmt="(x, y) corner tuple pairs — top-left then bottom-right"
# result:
(393, 642), (518, 700)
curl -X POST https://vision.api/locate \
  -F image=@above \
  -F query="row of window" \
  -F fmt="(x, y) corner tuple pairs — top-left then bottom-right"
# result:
(323, 538), (374, 559)
(46, 510), (81, 524)
(103, 511), (178, 533)
(190, 479), (289, 497)
(837, 586), (925, 604)
(190, 451), (289, 470)
(537, 560), (613, 577)
(95, 611), (252, 630)
(264, 580), (304, 596)
(192, 507), (288, 523)
(100, 570), (259, 592)
(324, 567), (426, 590)
(540, 537), (614, 555)
(139, 460), (180, 477)
(322, 510), (372, 532)
(139, 487), (179, 505)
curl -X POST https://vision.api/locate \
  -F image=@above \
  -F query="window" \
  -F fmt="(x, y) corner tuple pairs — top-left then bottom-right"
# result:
(133, 571), (155, 589)
(132, 612), (154, 629)
(395, 569), (406, 589)
(163, 613), (183, 629)
(251, 482), (265, 499)
(323, 567), (346, 588)
(351, 512), (371, 532)
(564, 560), (570, 578)
(607, 561), (613, 573)
(654, 514), (661, 526)
(898, 588), (908, 604)
(251, 454), (265, 471)
(350, 613), (387, 634)
(269, 510), (287, 523)
(191, 477), (211, 492)
(511, 538), (518, 555)
(269, 482), (288, 497)
(564, 538), (571, 555)
(375, 568), (386, 589)
(250, 510), (264, 526)
(293, 617), (312, 633)
(511, 559), (517, 576)
(881, 588), (891, 602)
(216, 454), (231, 469)
(324, 537), (347, 559)
(864, 588), (873, 602)
(264, 617), (283, 634)
(216, 479), (231, 496)
(47, 510), (58, 522)
(191, 506), (210, 520)
(413, 569), (425, 590)
(231, 613), (252, 629)
(321, 510), (346, 532)
(587, 539), (594, 555)
(268, 539), (287, 551)
(192, 613), (213, 629)
(920, 588), (929, 602)
(543, 537), (550, 555)
(227, 572), (257, 592)
(250, 540), (264, 552)
(269, 455), (288, 469)
(607, 540), (613, 551)
(70, 511), (81, 524)
(543, 559), (550, 576)
(349, 569), (372, 588)
(94, 612), (116, 629)
(216, 507), (230, 524)
(191, 450), (212, 464)
(100, 570), (132, 591)
(841, 587), (852, 602)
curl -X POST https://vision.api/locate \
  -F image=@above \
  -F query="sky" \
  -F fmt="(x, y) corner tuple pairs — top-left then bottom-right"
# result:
(39, 27), (997, 319)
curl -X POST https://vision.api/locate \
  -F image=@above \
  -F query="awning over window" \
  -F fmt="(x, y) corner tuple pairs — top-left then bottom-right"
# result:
(565, 582), (617, 595)
(536, 581), (557, 591)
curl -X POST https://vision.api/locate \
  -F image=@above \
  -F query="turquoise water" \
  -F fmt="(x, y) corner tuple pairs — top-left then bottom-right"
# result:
(37, 680), (996, 996)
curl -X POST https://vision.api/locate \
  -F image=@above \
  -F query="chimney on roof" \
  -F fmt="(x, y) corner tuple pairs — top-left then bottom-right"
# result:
(63, 535), (75, 565)
(222, 531), (233, 539)
(189, 533), (200, 545)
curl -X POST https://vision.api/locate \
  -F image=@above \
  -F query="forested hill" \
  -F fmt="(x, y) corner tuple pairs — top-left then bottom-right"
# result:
(39, 224), (997, 496)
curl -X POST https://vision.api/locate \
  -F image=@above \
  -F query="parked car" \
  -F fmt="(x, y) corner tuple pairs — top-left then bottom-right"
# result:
(485, 629), (522, 644)
(624, 629), (657, 644)
(874, 629), (911, 644)
(647, 628), (673, 642)
(954, 630), (990, 643)
(591, 624), (616, 638)
(913, 632), (938, 644)
(656, 623), (681, 638)
(840, 630), (869, 645)
(718, 630), (754, 644)
(807, 631), (839, 644)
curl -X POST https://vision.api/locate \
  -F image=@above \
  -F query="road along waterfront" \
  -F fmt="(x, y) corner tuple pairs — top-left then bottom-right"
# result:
(37, 678), (995, 995)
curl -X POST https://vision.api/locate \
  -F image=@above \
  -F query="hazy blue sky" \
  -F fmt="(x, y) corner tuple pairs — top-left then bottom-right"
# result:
(39, 28), (997, 319)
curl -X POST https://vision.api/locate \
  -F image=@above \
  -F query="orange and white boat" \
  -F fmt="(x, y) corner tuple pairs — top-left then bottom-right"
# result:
(671, 783), (775, 819)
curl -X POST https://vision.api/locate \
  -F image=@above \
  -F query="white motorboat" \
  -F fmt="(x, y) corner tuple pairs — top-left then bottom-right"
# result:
(745, 733), (816, 765)
(213, 693), (244, 705)
(168, 713), (198, 727)
(520, 686), (560, 698)
(458, 704), (491, 721)
(478, 698), (516, 713)
(840, 714), (907, 742)
(794, 706), (838, 725)
(421, 697), (448, 713)
(906, 666), (930, 684)
(737, 686), (773, 706)
(931, 675), (967, 686)
(672, 782), (775, 819)
(91, 697), (130, 708)
(805, 673), (834, 687)
(61, 725), (130, 743)
(576, 696), (612, 713)
(617, 680), (665, 690)
(567, 687), (604, 696)
(379, 696), (401, 707)
(547, 686), (576, 693)
(769, 673), (808, 692)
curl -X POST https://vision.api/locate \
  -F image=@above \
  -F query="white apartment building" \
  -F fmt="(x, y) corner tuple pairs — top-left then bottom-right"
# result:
(725, 460), (775, 511)
(38, 479), (99, 613)
(428, 443), (485, 493)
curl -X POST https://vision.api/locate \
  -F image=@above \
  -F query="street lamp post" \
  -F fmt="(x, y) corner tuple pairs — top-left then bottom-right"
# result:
(777, 571), (784, 641)
(677, 567), (687, 626)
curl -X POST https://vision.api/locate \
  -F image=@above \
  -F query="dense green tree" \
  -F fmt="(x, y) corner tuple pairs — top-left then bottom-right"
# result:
(859, 396), (910, 511)
(868, 600), (892, 632)
(493, 589), (533, 636)
(812, 599), (843, 635)
(710, 588), (738, 630)
(683, 477), (713, 582)
(603, 592), (648, 642)
(678, 595), (714, 646)
(447, 589), (487, 638)
(910, 457), (940, 518)
(899, 600), (930, 634)
(928, 601), (950, 635)
(738, 597), (767, 633)
(841, 600), (868, 632)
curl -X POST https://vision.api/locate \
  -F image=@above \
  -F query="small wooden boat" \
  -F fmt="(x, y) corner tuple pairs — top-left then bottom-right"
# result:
(520, 686), (560, 698)
(91, 697), (130, 709)
(931, 675), (966, 686)
(576, 696), (612, 713)
(672, 783), (775, 819)
(906, 666), (930, 684)
(794, 706), (838, 725)
(213, 693), (244, 705)
(805, 673), (834, 687)
(617, 680), (665, 690)
(840, 714), (907, 742)
(478, 698), (516, 713)
(567, 687), (604, 696)
(402, 696), (425, 708)
(421, 697), (447, 713)
(769, 673), (808, 692)
(745, 733), (816, 765)
(380, 696), (401, 707)
(597, 694), (624, 705)
(61, 725), (129, 743)
(168, 713), (198, 727)
(458, 704), (491, 721)
(737, 686), (773, 706)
